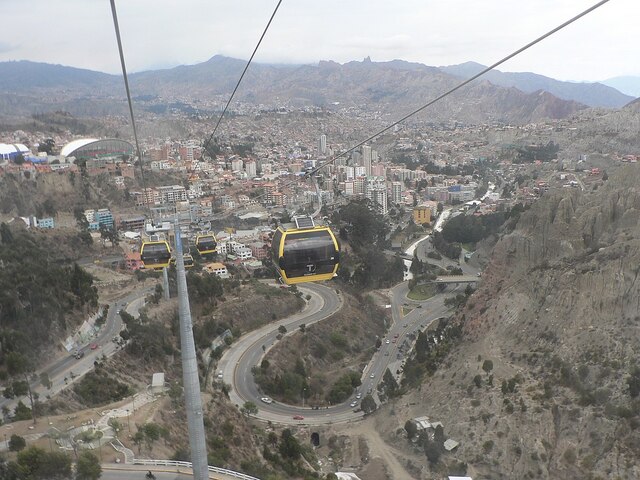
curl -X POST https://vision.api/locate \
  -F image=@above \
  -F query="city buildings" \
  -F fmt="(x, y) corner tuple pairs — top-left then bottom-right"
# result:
(413, 205), (432, 225)
(318, 134), (327, 155)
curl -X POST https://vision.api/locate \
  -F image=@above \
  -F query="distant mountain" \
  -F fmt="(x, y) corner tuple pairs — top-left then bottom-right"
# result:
(440, 61), (634, 108)
(0, 60), (117, 91)
(0, 56), (589, 124)
(601, 76), (640, 98)
(127, 56), (587, 123)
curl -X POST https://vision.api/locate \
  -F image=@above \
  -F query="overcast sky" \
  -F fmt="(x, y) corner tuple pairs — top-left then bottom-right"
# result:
(0, 0), (635, 82)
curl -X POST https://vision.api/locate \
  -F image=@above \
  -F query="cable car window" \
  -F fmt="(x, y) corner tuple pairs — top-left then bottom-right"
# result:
(282, 230), (337, 277)
(143, 244), (169, 256)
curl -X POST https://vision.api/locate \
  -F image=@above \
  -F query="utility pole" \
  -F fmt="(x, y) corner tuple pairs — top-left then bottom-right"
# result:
(174, 219), (209, 479)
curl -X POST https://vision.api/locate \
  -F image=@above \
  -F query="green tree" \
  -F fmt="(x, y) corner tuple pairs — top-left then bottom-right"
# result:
(241, 401), (258, 416)
(75, 451), (102, 480)
(382, 369), (400, 398)
(132, 431), (144, 453)
(17, 446), (72, 479)
(434, 424), (445, 446)
(38, 138), (55, 155)
(6, 353), (36, 423)
(404, 420), (417, 439)
(279, 429), (301, 460)
(424, 438), (441, 465)
(8, 434), (26, 452)
(141, 423), (162, 451)
(361, 394), (377, 414)
(482, 359), (494, 374)
(627, 366), (640, 398)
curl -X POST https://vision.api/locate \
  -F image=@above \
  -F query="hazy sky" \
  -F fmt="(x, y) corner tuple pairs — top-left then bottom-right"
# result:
(0, 0), (635, 81)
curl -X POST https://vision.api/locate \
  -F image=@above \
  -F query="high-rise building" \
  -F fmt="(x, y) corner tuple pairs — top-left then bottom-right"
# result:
(371, 164), (386, 177)
(354, 176), (366, 195)
(362, 145), (372, 176)
(391, 181), (403, 204)
(231, 158), (243, 172)
(345, 166), (355, 180)
(245, 160), (257, 178)
(413, 205), (431, 225)
(318, 134), (327, 155)
(368, 186), (388, 215)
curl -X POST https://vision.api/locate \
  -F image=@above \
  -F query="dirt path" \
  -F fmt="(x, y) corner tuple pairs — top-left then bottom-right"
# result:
(350, 418), (415, 480)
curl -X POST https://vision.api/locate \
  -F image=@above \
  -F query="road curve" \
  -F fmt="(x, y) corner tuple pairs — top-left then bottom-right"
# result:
(0, 285), (154, 414)
(219, 278), (468, 426)
(219, 282), (353, 425)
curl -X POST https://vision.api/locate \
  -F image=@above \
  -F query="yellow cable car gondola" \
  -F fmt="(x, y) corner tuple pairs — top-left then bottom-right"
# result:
(183, 253), (194, 269)
(195, 233), (217, 255)
(140, 235), (172, 270)
(272, 216), (340, 285)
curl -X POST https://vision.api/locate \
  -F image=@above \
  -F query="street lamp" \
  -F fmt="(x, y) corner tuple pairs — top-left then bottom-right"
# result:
(126, 409), (131, 432)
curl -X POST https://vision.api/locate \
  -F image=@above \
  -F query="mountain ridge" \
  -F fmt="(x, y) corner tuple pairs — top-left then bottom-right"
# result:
(0, 55), (617, 124)
(440, 60), (635, 108)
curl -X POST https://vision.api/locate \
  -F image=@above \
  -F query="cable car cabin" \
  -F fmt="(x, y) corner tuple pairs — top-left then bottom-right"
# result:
(169, 254), (194, 269)
(195, 234), (217, 255)
(140, 240), (171, 270)
(272, 216), (340, 285)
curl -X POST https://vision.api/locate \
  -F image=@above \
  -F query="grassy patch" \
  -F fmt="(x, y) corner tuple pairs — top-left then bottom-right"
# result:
(408, 284), (437, 301)
(461, 243), (476, 252)
(402, 306), (415, 316)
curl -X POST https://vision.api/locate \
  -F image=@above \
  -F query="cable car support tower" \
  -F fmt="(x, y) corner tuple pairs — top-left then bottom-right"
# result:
(110, 2), (208, 477)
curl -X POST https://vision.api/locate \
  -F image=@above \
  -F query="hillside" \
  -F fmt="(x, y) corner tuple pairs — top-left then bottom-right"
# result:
(47, 280), (311, 478)
(255, 292), (388, 406)
(441, 61), (634, 108)
(0, 57), (590, 124)
(380, 166), (640, 479)
(0, 225), (99, 371)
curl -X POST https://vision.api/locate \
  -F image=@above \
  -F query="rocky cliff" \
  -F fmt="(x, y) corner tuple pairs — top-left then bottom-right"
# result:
(394, 166), (640, 479)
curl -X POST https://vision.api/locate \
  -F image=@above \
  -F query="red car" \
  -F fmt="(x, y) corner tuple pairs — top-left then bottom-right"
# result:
(90, 343), (99, 350)
(292, 415), (304, 420)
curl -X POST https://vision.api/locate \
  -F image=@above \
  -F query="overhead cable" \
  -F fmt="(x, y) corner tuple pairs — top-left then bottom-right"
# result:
(203, 0), (284, 155)
(307, 0), (611, 177)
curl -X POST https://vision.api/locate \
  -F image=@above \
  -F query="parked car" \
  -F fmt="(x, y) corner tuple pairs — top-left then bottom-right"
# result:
(261, 397), (273, 404)
(293, 415), (304, 420)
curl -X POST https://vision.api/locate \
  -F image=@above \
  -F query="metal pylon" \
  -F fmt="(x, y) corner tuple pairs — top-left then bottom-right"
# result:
(162, 267), (170, 300)
(174, 220), (208, 478)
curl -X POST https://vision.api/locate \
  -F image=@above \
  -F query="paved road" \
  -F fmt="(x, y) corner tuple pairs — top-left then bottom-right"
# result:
(102, 464), (245, 480)
(0, 285), (154, 415)
(221, 276), (473, 425)
(219, 282), (351, 425)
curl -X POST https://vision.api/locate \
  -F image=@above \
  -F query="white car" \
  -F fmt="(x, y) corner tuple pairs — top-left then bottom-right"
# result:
(261, 397), (273, 404)
(356, 393), (362, 399)
(350, 401), (358, 408)
(385, 339), (390, 344)
(370, 373), (375, 378)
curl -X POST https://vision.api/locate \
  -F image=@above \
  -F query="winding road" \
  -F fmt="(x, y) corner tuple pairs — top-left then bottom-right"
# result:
(0, 285), (153, 418)
(220, 259), (478, 425)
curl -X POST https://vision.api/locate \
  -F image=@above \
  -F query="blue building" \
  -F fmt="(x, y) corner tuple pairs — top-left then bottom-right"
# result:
(0, 143), (30, 162)
(95, 209), (114, 229)
(37, 217), (55, 229)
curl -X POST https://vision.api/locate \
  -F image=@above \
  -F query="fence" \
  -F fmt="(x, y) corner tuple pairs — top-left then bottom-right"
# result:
(132, 458), (261, 480)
